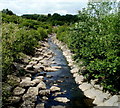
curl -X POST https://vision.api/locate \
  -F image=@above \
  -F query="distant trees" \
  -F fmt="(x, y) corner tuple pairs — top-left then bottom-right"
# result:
(2, 9), (15, 15)
(21, 13), (79, 25)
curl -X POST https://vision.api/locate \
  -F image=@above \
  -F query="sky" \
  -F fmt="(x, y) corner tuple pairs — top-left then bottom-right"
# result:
(0, 0), (89, 15)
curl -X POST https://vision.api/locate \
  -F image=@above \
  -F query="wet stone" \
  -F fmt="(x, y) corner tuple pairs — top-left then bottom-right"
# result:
(54, 97), (70, 103)
(39, 89), (50, 96)
(42, 96), (48, 100)
(50, 86), (61, 92)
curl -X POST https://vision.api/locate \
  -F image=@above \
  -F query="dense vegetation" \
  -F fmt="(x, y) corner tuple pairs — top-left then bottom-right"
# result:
(56, 2), (120, 94)
(2, 10), (51, 107)
(1, 1), (120, 107)
(2, 11), (51, 80)
(1, 9), (78, 107)
(21, 13), (78, 26)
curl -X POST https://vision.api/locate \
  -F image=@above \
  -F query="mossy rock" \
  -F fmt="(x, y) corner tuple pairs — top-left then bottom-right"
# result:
(7, 75), (20, 87)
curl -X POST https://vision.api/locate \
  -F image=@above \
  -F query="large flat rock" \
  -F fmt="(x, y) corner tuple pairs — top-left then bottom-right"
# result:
(79, 83), (92, 91)
(98, 95), (119, 106)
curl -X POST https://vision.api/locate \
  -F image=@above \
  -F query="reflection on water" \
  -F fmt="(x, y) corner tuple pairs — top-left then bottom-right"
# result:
(36, 37), (94, 108)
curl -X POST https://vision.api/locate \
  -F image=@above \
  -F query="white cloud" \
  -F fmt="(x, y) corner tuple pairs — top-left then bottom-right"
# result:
(54, 10), (69, 15)
(0, 0), (88, 15)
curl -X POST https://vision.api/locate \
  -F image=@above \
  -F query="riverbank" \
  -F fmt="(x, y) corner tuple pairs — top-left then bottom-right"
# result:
(51, 33), (120, 107)
(3, 37), (94, 108)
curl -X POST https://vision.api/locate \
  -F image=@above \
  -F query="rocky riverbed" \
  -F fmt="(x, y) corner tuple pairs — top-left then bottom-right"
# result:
(4, 37), (94, 108)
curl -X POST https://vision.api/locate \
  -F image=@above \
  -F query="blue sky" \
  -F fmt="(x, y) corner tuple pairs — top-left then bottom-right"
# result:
(0, 0), (88, 15)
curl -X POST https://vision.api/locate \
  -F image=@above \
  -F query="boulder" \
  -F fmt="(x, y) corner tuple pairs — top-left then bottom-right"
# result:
(52, 105), (65, 108)
(52, 92), (65, 96)
(8, 96), (21, 104)
(50, 86), (60, 92)
(51, 66), (62, 69)
(37, 72), (46, 77)
(98, 95), (119, 106)
(13, 86), (25, 95)
(46, 75), (53, 78)
(21, 100), (35, 108)
(79, 83), (92, 91)
(71, 67), (79, 73)
(42, 96), (48, 100)
(32, 78), (41, 84)
(7, 75), (20, 86)
(22, 87), (38, 102)
(73, 73), (79, 77)
(56, 80), (64, 83)
(44, 67), (59, 72)
(93, 91), (110, 105)
(37, 81), (46, 89)
(75, 75), (84, 84)
(13, 62), (25, 70)
(84, 88), (97, 99)
(29, 61), (38, 65)
(25, 64), (33, 70)
(21, 77), (31, 82)
(32, 56), (43, 61)
(36, 103), (45, 108)
(54, 97), (70, 103)
(25, 70), (38, 74)
(39, 89), (50, 96)
(33, 63), (42, 70)
(25, 73), (32, 77)
(20, 77), (32, 87)
(35, 76), (44, 80)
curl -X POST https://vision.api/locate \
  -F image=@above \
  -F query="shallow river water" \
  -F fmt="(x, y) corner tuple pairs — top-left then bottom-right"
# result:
(36, 37), (94, 108)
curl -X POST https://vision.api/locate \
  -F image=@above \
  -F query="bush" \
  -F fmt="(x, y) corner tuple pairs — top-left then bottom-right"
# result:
(56, 2), (120, 93)
(2, 22), (48, 80)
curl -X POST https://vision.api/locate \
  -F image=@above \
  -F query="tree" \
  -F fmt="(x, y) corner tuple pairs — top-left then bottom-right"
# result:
(2, 9), (15, 15)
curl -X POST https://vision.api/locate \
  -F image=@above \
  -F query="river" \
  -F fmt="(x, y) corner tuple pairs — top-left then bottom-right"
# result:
(35, 37), (94, 108)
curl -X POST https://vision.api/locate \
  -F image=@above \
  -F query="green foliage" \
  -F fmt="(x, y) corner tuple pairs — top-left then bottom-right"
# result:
(57, 1), (120, 93)
(21, 13), (79, 26)
(2, 9), (15, 15)
(37, 27), (48, 40)
(2, 14), (48, 80)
